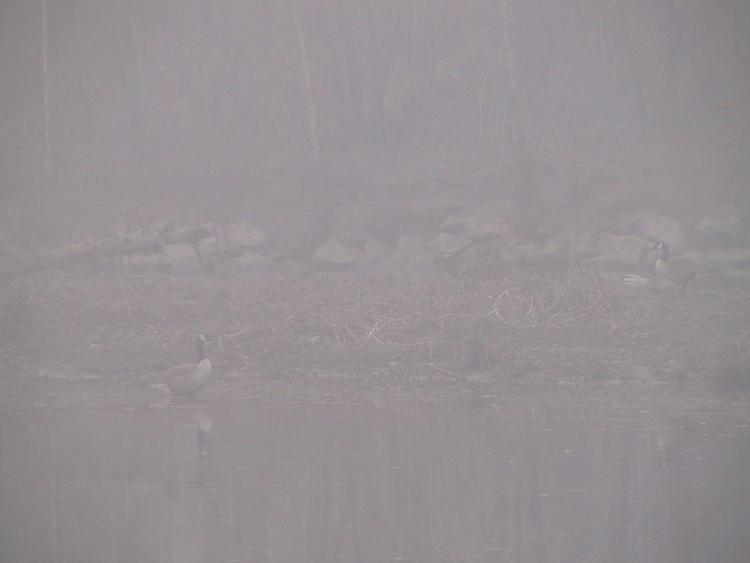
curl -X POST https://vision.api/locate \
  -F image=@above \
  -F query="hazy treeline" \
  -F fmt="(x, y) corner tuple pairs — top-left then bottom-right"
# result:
(1, 0), (748, 243)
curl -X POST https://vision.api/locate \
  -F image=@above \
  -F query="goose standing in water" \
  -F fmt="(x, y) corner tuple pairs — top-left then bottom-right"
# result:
(159, 334), (213, 396)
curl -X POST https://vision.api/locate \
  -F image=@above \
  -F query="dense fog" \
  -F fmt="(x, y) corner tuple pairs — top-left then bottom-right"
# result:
(1, 3), (750, 562)
(1, 0), (748, 244)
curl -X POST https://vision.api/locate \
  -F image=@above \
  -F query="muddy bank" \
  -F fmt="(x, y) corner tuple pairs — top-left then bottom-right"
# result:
(2, 268), (750, 397)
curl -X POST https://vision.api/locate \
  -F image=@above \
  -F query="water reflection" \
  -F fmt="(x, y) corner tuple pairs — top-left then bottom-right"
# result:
(1, 391), (749, 562)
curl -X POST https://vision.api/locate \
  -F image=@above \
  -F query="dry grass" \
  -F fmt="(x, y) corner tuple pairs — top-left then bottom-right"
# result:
(3, 267), (749, 391)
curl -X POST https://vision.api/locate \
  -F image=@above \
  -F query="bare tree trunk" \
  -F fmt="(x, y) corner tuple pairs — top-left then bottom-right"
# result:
(129, 11), (147, 98)
(291, 0), (320, 162)
(41, 0), (50, 187)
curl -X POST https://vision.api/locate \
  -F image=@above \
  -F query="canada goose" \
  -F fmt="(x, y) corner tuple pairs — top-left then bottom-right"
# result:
(159, 334), (213, 395)
(652, 241), (710, 294)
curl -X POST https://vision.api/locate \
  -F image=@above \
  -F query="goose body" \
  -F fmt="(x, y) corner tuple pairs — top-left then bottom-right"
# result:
(160, 334), (213, 395)
(653, 241), (707, 294)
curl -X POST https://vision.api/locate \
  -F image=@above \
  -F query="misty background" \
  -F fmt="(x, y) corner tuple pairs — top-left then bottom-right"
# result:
(3, 4), (750, 562)
(2, 0), (749, 247)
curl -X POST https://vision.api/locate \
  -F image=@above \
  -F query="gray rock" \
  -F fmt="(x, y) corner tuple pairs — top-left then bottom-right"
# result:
(440, 199), (515, 239)
(312, 237), (361, 265)
(195, 235), (223, 259)
(163, 243), (200, 272)
(224, 221), (266, 249)
(430, 232), (471, 259)
(402, 192), (466, 234)
(164, 243), (197, 260)
(508, 239), (568, 269)
(451, 237), (513, 276)
(394, 235), (428, 260)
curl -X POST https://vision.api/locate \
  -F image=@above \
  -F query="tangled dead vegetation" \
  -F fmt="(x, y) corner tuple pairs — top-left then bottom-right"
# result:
(490, 267), (619, 330)
(3, 267), (750, 391)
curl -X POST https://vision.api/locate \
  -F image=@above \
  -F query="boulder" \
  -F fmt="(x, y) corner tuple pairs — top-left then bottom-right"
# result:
(224, 221), (266, 249)
(195, 235), (223, 258)
(394, 235), (428, 260)
(402, 192), (466, 234)
(440, 199), (515, 239)
(164, 243), (197, 260)
(508, 239), (569, 269)
(312, 237), (361, 265)
(430, 233), (472, 260)
(451, 237), (512, 276)
(163, 243), (200, 272)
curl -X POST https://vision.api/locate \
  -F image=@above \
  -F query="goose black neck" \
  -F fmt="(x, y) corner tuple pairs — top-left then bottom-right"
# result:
(196, 337), (205, 361)
(660, 244), (671, 260)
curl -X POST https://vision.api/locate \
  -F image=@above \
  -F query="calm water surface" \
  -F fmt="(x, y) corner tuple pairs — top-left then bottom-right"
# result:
(1, 385), (748, 563)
